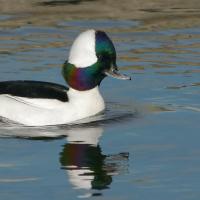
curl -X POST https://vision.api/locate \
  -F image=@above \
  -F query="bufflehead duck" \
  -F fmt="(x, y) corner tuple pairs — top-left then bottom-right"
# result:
(0, 30), (130, 126)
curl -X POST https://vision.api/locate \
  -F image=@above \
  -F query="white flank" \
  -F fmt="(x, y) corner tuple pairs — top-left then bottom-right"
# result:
(0, 87), (105, 126)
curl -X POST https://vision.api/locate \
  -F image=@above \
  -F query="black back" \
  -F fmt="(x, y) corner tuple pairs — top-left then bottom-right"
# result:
(0, 80), (69, 102)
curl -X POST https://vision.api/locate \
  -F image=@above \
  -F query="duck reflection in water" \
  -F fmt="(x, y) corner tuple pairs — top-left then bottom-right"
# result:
(0, 116), (130, 197)
(59, 126), (129, 197)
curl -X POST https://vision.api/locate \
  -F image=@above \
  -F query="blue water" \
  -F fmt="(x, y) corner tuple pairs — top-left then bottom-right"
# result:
(0, 13), (200, 200)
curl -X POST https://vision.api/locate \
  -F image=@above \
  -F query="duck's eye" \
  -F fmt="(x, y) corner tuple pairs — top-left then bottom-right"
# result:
(97, 54), (103, 60)
(97, 54), (110, 61)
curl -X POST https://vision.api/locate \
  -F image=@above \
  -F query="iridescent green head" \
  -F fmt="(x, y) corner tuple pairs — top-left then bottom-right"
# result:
(62, 30), (130, 91)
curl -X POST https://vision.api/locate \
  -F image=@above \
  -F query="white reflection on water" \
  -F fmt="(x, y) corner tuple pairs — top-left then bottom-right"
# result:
(60, 126), (129, 198)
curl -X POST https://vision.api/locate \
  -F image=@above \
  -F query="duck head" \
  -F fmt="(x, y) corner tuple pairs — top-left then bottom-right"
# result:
(62, 29), (131, 91)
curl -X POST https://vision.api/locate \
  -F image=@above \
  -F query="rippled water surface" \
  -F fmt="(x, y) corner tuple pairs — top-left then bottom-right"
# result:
(0, 1), (200, 199)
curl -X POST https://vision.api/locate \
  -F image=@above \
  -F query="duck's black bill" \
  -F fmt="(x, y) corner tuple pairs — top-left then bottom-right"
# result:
(104, 68), (131, 80)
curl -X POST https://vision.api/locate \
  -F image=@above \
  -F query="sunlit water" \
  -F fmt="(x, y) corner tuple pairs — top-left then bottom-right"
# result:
(0, 8), (200, 200)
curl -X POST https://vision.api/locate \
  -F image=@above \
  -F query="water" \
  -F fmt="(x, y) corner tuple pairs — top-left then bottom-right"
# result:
(0, 1), (200, 199)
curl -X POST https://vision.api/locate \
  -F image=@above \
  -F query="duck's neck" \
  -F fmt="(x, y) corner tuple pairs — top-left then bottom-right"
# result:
(67, 86), (105, 116)
(68, 86), (100, 97)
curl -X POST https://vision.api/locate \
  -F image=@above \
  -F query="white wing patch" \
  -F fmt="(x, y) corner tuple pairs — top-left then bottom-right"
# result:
(4, 95), (65, 109)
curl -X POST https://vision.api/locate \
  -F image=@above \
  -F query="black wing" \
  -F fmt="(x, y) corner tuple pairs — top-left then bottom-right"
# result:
(0, 80), (69, 102)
